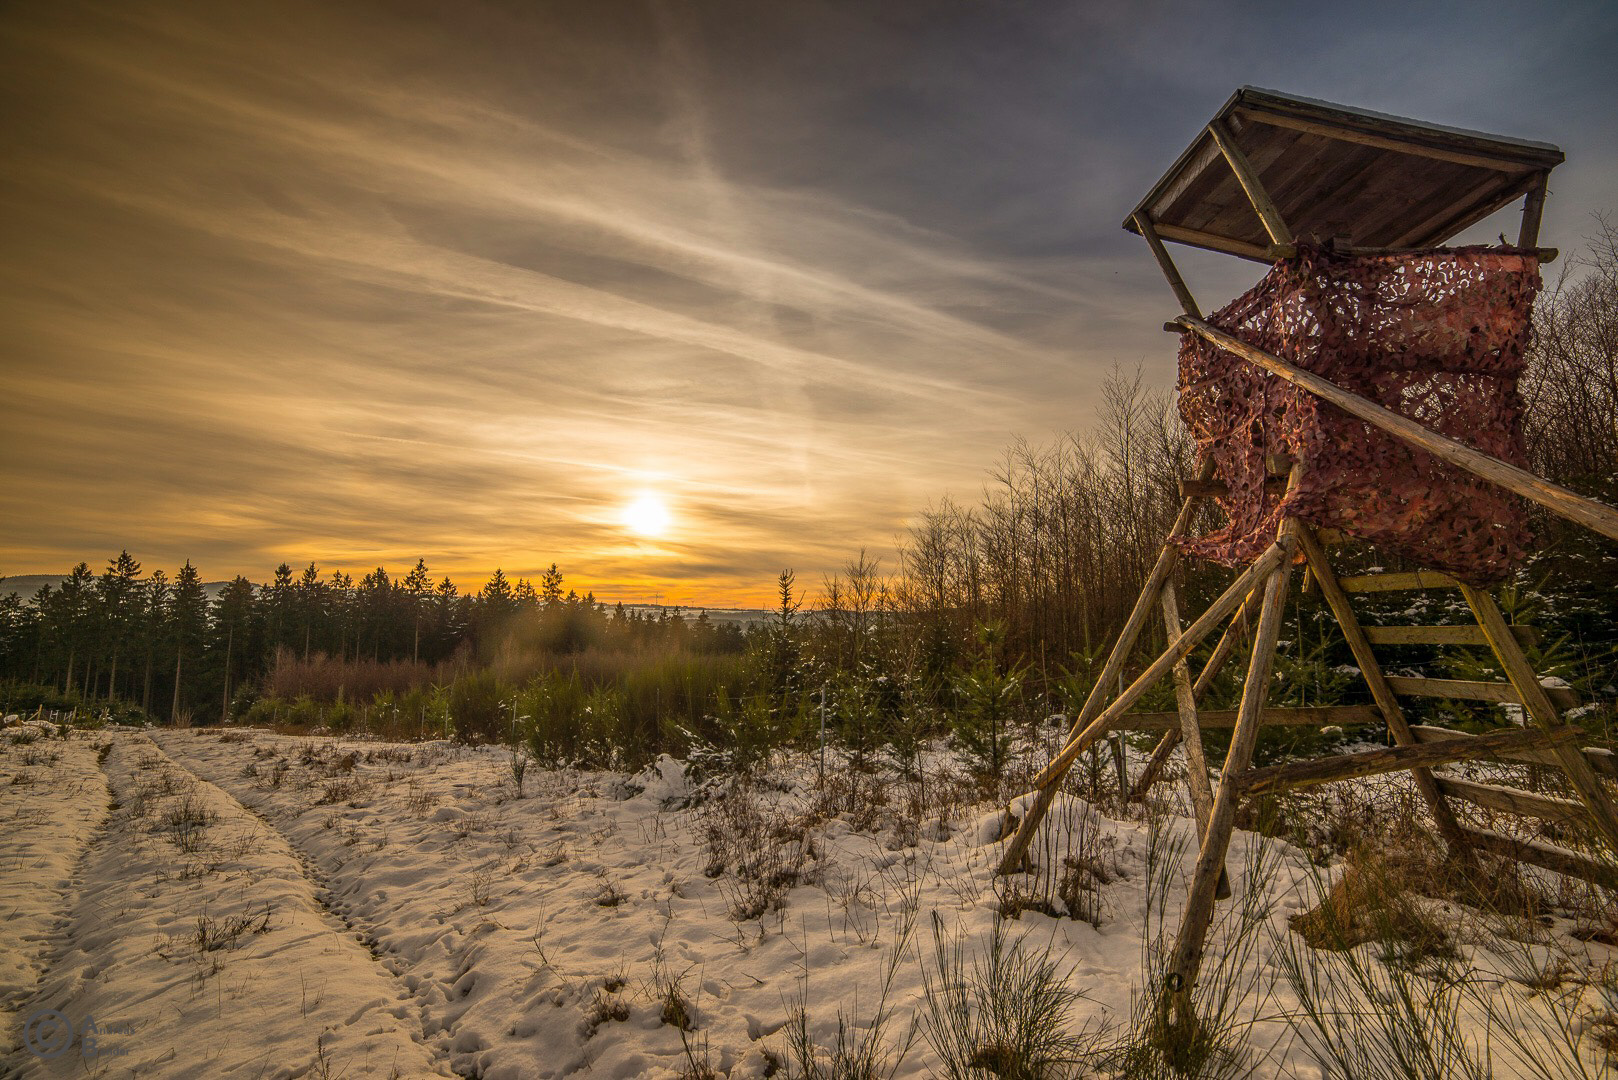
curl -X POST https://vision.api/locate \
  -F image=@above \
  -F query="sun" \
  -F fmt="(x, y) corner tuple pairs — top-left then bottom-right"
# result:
(622, 493), (672, 537)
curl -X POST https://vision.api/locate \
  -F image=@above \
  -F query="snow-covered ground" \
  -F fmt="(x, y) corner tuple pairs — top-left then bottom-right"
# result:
(2, 723), (1616, 1078)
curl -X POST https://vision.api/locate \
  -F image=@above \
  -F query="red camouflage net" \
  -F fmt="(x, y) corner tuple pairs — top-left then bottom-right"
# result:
(1176, 244), (1541, 585)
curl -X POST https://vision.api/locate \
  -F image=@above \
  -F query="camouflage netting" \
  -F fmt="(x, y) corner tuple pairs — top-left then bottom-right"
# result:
(1176, 243), (1542, 585)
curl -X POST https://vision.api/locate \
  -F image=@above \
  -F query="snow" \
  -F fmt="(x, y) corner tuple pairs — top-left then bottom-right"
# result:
(3, 726), (1616, 1077)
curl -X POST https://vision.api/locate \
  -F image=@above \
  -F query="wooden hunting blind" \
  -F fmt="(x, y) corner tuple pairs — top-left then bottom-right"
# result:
(1000, 87), (1618, 1037)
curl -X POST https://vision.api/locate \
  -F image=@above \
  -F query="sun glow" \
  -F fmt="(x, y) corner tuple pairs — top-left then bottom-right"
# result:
(622, 493), (672, 537)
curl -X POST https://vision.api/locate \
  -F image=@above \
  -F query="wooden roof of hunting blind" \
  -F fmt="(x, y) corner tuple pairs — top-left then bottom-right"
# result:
(1124, 86), (1564, 261)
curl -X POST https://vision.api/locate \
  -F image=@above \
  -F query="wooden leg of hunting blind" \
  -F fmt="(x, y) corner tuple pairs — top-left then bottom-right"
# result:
(1294, 526), (1473, 858)
(1130, 582), (1262, 802)
(1161, 578), (1231, 899)
(1461, 584), (1618, 855)
(997, 540), (1290, 875)
(995, 463), (1211, 874)
(1164, 529), (1297, 1032)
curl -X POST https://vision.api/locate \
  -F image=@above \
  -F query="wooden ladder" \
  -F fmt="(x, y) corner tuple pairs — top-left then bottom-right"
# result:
(1305, 562), (1618, 885)
(996, 504), (1618, 1038)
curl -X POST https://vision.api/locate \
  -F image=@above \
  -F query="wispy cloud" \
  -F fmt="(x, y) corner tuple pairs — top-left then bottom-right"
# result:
(2, 0), (1612, 603)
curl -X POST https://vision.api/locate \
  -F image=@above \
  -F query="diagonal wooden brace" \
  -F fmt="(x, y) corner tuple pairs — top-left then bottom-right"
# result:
(996, 538), (1292, 875)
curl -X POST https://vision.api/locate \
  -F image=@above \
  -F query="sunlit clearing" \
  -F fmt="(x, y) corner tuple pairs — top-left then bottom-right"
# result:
(622, 494), (672, 537)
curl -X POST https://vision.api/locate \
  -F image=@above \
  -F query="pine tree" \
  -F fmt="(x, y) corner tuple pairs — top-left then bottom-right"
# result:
(169, 562), (207, 722)
(57, 563), (95, 697)
(141, 570), (169, 714)
(98, 550), (142, 702)
(539, 564), (564, 608)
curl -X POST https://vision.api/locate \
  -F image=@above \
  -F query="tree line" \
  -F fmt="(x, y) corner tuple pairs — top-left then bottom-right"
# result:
(0, 557), (744, 724)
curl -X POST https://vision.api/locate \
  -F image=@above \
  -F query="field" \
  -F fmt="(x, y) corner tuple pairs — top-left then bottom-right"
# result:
(3, 720), (1617, 1079)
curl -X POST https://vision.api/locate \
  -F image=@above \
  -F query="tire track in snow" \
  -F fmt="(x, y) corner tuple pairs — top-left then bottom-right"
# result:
(6, 731), (450, 1079)
(0, 730), (111, 1059)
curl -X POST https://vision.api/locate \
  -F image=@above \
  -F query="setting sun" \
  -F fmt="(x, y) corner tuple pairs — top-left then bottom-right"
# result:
(622, 493), (672, 537)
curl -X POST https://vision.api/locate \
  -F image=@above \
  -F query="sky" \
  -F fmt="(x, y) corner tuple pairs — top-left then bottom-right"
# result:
(3, 0), (1615, 606)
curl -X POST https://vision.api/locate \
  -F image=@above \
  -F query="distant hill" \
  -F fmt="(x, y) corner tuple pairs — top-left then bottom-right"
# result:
(0, 575), (769, 624)
(1, 574), (231, 601)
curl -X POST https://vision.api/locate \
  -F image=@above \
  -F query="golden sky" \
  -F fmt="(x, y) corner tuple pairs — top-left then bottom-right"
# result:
(3, 1), (1614, 606)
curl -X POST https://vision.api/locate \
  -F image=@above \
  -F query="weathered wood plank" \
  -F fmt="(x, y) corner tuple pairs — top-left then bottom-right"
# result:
(1149, 221), (1276, 263)
(1364, 624), (1539, 647)
(1134, 213), (1202, 319)
(1207, 119), (1293, 245)
(1434, 777), (1591, 828)
(1409, 725), (1617, 778)
(1387, 674), (1580, 710)
(1170, 316), (1618, 543)
(1166, 507), (1301, 1028)
(1232, 106), (1548, 175)
(1518, 172), (1548, 248)
(1335, 570), (1461, 594)
(1456, 825), (1616, 888)
(1116, 705), (1382, 733)
(1237, 725), (1581, 797)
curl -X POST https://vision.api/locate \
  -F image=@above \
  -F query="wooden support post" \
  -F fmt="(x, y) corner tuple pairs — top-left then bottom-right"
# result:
(1207, 119), (1293, 245)
(1171, 315), (1618, 543)
(1162, 578), (1231, 899)
(1460, 584), (1618, 856)
(994, 461), (1212, 875)
(1518, 172), (1548, 249)
(996, 539), (1289, 876)
(1295, 526), (1471, 855)
(1164, 520), (1298, 1032)
(1133, 212), (1202, 318)
(1128, 580), (1260, 801)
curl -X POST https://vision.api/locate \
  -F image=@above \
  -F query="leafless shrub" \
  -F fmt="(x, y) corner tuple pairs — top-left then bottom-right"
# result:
(159, 794), (218, 852)
(448, 810), (494, 840)
(404, 781), (438, 817)
(316, 777), (371, 806)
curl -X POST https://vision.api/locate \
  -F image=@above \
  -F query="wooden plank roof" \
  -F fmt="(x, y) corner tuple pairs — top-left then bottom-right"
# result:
(1125, 87), (1563, 260)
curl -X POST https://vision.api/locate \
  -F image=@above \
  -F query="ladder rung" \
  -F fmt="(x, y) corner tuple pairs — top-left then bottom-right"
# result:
(1237, 725), (1580, 797)
(1455, 825), (1615, 887)
(1338, 570), (1460, 593)
(1364, 624), (1540, 647)
(1410, 724), (1617, 778)
(1115, 704), (1381, 733)
(1366, 625), (1489, 646)
(1387, 675), (1579, 709)
(1434, 776), (1592, 828)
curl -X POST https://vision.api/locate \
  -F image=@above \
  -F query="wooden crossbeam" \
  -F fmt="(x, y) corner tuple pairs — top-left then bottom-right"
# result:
(1129, 579), (1263, 802)
(1457, 825), (1616, 888)
(994, 461), (1215, 876)
(1207, 119), (1294, 245)
(1338, 570), (1461, 593)
(1409, 725), (1618, 781)
(1116, 705), (1382, 733)
(1172, 316), (1618, 542)
(1434, 776), (1591, 829)
(1364, 624), (1539, 647)
(1237, 725), (1582, 797)
(1386, 674), (1580, 711)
